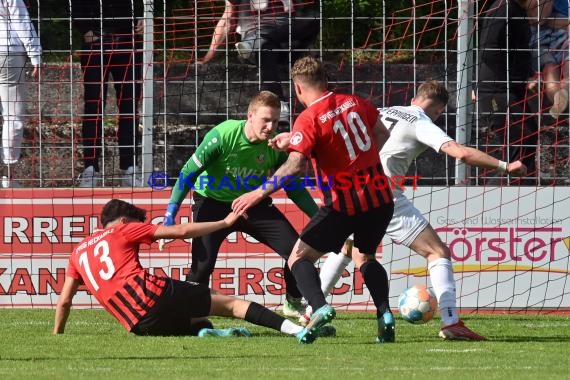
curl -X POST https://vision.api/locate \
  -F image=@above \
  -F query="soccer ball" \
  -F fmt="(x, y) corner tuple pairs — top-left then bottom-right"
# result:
(398, 285), (437, 324)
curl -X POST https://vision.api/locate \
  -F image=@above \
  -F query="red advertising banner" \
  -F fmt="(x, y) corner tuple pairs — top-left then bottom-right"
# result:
(0, 188), (375, 309)
(1, 187), (569, 311)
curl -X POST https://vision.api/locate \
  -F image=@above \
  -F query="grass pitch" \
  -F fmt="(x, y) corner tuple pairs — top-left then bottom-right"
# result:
(0, 309), (568, 380)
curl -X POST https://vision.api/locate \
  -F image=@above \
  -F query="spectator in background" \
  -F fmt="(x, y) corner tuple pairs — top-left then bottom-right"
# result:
(200, 0), (319, 128)
(527, 0), (570, 119)
(72, 0), (143, 187)
(476, 0), (539, 185)
(0, 0), (42, 188)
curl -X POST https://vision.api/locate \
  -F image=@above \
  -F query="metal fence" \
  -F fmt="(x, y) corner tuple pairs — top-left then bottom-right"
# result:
(5, 0), (568, 187)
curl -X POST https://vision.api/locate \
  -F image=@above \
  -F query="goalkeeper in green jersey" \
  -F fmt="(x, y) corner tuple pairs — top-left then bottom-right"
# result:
(161, 91), (318, 319)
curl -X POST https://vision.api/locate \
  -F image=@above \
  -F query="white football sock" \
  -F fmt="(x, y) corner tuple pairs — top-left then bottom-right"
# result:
(280, 319), (303, 335)
(428, 257), (459, 326)
(319, 253), (352, 297)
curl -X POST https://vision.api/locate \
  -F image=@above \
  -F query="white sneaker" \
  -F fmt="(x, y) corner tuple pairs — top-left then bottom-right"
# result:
(549, 88), (569, 119)
(1, 176), (20, 188)
(122, 166), (143, 187)
(235, 40), (254, 60)
(279, 101), (290, 125)
(78, 166), (102, 188)
(282, 295), (306, 318)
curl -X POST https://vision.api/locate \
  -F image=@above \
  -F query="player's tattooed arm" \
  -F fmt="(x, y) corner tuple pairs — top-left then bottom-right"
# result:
(261, 152), (308, 197)
(232, 152), (308, 214)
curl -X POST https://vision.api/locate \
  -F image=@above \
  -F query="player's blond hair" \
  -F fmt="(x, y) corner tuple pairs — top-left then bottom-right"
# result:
(291, 55), (327, 89)
(415, 80), (449, 105)
(248, 91), (281, 113)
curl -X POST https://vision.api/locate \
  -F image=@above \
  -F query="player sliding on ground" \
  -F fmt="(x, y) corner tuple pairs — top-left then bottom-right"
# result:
(301, 80), (527, 340)
(53, 199), (333, 341)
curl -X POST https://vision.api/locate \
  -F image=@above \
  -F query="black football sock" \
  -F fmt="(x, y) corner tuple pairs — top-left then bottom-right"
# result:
(360, 259), (390, 318)
(244, 302), (285, 332)
(283, 263), (302, 299)
(291, 259), (326, 310)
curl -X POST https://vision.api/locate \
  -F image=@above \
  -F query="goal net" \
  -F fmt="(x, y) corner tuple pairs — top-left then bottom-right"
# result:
(0, 0), (568, 314)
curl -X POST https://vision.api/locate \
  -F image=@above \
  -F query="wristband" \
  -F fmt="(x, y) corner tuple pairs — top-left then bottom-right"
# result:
(496, 160), (508, 174)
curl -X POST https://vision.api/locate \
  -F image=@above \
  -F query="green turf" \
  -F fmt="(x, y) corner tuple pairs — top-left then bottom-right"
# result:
(0, 310), (568, 379)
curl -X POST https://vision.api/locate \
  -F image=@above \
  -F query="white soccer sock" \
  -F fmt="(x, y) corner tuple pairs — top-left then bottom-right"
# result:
(428, 257), (459, 326)
(319, 253), (352, 297)
(280, 319), (303, 335)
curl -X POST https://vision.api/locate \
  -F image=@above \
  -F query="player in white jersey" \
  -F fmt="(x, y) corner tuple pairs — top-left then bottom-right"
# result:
(304, 81), (527, 340)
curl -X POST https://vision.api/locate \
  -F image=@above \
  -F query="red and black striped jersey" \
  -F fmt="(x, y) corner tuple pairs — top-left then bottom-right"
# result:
(66, 222), (165, 331)
(288, 91), (392, 215)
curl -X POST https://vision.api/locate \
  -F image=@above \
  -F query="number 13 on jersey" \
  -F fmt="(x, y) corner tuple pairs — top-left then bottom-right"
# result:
(78, 240), (115, 291)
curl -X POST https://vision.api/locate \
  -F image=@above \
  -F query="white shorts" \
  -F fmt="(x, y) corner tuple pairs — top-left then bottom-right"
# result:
(385, 194), (429, 247)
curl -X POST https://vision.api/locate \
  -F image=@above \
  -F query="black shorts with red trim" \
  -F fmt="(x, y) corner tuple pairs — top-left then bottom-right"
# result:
(300, 203), (394, 255)
(131, 278), (211, 336)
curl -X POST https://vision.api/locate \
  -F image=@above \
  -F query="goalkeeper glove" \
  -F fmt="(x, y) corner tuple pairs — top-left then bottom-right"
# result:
(163, 202), (180, 226)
